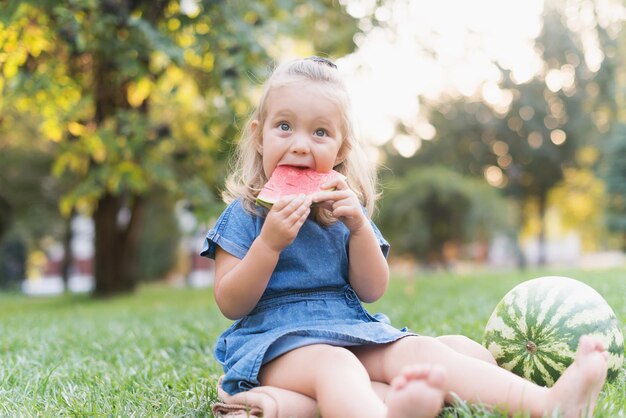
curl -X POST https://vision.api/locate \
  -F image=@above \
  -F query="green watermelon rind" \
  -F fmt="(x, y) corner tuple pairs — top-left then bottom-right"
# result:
(255, 198), (274, 210)
(256, 193), (337, 209)
(483, 276), (624, 387)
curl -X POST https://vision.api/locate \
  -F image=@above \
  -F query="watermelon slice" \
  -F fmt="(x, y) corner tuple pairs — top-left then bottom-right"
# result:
(256, 165), (345, 209)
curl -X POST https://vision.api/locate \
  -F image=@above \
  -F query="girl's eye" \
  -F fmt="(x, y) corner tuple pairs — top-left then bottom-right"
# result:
(279, 122), (290, 131)
(314, 128), (327, 137)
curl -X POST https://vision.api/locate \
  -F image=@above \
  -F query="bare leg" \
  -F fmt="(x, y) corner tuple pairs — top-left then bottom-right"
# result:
(437, 335), (497, 365)
(258, 344), (445, 418)
(351, 335), (608, 417)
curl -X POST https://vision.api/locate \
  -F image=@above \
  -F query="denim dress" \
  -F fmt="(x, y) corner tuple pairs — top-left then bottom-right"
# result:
(201, 199), (414, 395)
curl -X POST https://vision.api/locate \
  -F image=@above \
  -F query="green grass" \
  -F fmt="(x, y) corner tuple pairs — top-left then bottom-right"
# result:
(0, 268), (624, 416)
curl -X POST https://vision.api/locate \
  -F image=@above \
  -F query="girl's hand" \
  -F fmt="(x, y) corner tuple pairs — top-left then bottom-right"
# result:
(312, 177), (367, 233)
(259, 194), (311, 253)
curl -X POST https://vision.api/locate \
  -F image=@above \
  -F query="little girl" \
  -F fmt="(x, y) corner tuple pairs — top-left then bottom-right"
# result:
(202, 56), (609, 418)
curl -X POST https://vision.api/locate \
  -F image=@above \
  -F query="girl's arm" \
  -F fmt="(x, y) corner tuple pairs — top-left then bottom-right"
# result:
(313, 180), (389, 303)
(213, 194), (311, 319)
(346, 221), (389, 302)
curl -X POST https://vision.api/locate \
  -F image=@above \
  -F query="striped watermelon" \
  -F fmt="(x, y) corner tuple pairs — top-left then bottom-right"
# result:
(483, 276), (624, 387)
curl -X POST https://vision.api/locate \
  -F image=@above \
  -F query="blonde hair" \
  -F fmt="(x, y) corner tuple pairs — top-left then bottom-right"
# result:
(222, 57), (378, 225)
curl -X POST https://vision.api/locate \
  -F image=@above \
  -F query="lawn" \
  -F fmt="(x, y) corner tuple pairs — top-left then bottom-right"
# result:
(0, 268), (624, 417)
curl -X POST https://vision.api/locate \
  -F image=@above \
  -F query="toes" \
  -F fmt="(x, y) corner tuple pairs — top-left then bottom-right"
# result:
(588, 336), (605, 353)
(577, 335), (594, 355)
(426, 366), (447, 389)
(390, 374), (408, 390)
(577, 335), (606, 358)
(393, 364), (448, 391)
(400, 364), (436, 379)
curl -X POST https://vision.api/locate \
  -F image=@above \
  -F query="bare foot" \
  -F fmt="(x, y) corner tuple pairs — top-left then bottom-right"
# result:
(548, 335), (609, 418)
(386, 364), (447, 418)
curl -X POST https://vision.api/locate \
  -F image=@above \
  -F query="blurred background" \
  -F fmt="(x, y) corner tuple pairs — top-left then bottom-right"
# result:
(1, 0), (625, 297)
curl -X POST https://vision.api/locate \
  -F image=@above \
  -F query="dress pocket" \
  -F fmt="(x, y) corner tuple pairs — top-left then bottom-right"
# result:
(215, 318), (246, 365)
(342, 287), (381, 323)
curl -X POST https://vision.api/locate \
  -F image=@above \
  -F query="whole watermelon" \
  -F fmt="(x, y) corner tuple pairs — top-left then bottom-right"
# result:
(483, 276), (624, 387)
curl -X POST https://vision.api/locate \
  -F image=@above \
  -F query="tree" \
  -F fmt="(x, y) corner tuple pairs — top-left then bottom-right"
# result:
(603, 123), (626, 250)
(0, 126), (67, 286)
(378, 166), (508, 266)
(1, 0), (360, 296)
(385, 5), (619, 265)
(548, 147), (606, 251)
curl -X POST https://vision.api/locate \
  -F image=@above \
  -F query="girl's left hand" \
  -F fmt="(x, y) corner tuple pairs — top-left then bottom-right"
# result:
(312, 177), (367, 233)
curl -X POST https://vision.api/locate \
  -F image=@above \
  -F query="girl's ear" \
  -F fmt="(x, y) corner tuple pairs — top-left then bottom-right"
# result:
(251, 120), (263, 155)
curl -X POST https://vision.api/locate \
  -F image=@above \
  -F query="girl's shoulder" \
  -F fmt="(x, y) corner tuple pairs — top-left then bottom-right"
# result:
(200, 199), (264, 260)
(227, 197), (267, 214)
(216, 198), (264, 228)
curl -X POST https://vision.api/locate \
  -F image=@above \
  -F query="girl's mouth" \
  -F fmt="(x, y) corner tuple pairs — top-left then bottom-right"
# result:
(279, 164), (311, 170)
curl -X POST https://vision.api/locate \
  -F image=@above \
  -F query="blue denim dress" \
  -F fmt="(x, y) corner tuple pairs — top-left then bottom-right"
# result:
(201, 199), (413, 395)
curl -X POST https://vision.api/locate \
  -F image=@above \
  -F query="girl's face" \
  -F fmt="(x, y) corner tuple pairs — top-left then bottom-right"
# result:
(253, 81), (344, 179)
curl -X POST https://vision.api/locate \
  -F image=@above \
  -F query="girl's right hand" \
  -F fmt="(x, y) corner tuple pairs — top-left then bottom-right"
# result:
(258, 194), (311, 253)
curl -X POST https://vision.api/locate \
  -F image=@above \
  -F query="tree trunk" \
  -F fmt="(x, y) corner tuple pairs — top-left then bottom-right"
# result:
(93, 193), (145, 296)
(60, 211), (74, 291)
(91, 5), (142, 296)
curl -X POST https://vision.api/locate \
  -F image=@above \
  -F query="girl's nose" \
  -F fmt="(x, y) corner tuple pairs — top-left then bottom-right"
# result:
(290, 133), (310, 154)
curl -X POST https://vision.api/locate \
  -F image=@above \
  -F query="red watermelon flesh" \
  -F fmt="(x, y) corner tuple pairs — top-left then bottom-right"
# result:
(256, 165), (345, 208)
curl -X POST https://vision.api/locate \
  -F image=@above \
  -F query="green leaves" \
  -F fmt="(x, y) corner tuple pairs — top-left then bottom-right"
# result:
(3, 0), (357, 217)
(603, 123), (626, 245)
(378, 166), (509, 263)
(1, 0), (360, 292)
(128, 16), (185, 66)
